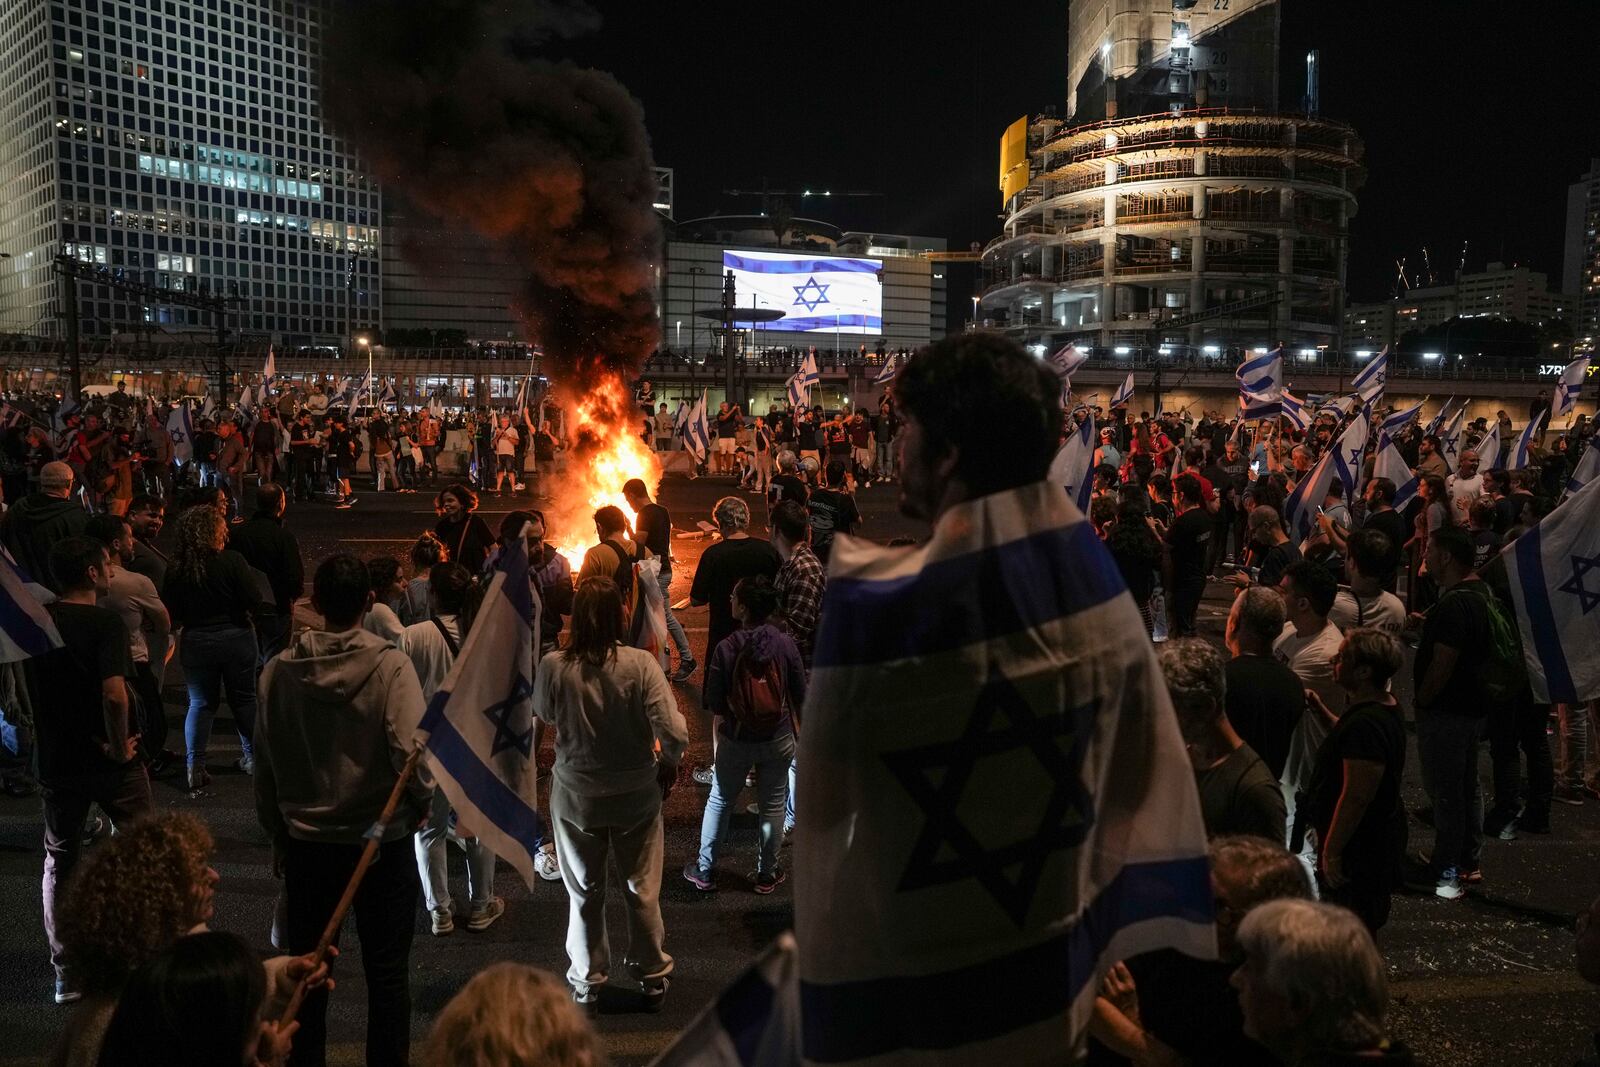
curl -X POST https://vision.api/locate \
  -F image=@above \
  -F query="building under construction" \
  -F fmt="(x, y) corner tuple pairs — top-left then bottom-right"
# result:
(980, 0), (1364, 358)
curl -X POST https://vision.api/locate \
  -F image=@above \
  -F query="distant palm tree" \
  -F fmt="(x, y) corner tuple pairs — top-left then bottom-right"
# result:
(769, 200), (793, 248)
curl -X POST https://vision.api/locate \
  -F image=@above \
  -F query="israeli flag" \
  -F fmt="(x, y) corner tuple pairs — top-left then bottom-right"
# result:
(351, 369), (374, 410)
(799, 351), (820, 389)
(687, 392), (712, 461)
(1510, 411), (1546, 470)
(1378, 400), (1424, 448)
(237, 385), (255, 421)
(1047, 412), (1097, 512)
(874, 353), (899, 386)
(1372, 438), (1420, 512)
(1504, 475), (1600, 704)
(796, 482), (1214, 1065)
(262, 346), (276, 390)
(415, 528), (544, 889)
(0, 546), (62, 664)
(1317, 393), (1360, 419)
(329, 377), (353, 408)
(379, 379), (397, 407)
(1476, 423), (1502, 470)
(1438, 407), (1467, 474)
(651, 933), (800, 1067)
(1281, 390), (1312, 432)
(786, 373), (809, 411)
(1110, 373), (1134, 409)
(166, 400), (194, 464)
(1285, 417), (1368, 545)
(1553, 357), (1590, 419)
(1048, 344), (1089, 380)
(1424, 397), (1456, 438)
(673, 399), (690, 443)
(1350, 346), (1389, 403)
(1236, 346), (1283, 419)
(1563, 445), (1600, 502)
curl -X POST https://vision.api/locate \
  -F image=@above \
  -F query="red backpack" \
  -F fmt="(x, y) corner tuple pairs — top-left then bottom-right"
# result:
(727, 642), (787, 739)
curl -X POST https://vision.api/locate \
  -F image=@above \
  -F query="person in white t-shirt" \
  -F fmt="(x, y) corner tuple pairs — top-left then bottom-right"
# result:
(1274, 559), (1345, 843)
(491, 414), (521, 496)
(1329, 528), (1406, 635)
(1446, 448), (1484, 523)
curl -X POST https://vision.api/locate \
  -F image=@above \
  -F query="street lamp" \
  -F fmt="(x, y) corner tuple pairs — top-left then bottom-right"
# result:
(971, 295), (980, 326)
(688, 266), (706, 358)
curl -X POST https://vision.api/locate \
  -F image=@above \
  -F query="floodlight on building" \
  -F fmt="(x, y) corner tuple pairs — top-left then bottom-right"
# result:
(1422, 352), (1440, 360)
(1114, 346), (1131, 355)
(1203, 345), (1220, 355)
(1253, 347), (1269, 354)
(1158, 346), (1173, 355)
(1355, 349), (1373, 358)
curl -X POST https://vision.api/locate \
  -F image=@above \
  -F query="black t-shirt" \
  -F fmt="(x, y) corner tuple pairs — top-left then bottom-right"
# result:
(634, 502), (673, 573)
(770, 473), (809, 508)
(1196, 744), (1286, 843)
(1305, 700), (1407, 882)
(824, 424), (850, 456)
(1166, 507), (1213, 582)
(1086, 950), (1277, 1067)
(807, 487), (861, 562)
(1257, 540), (1302, 590)
(715, 411), (738, 438)
(26, 602), (134, 782)
(1415, 579), (1494, 715)
(690, 537), (781, 657)
(1471, 528), (1500, 572)
(1224, 654), (1305, 780)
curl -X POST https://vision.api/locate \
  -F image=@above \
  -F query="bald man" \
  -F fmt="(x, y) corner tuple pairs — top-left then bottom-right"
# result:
(2, 461), (89, 592)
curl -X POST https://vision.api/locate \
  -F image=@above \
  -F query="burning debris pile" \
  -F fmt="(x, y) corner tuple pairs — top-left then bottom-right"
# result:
(319, 0), (663, 553)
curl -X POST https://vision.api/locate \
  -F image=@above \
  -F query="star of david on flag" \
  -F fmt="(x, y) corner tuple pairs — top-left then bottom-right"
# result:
(794, 481), (1213, 1065)
(1505, 476), (1600, 704)
(415, 524), (544, 888)
(792, 276), (830, 313)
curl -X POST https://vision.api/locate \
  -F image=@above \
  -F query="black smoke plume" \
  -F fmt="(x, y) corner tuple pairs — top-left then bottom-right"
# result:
(318, 0), (661, 391)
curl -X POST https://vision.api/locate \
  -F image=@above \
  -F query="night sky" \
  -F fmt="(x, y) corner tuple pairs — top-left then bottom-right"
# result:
(575, 1), (1598, 305)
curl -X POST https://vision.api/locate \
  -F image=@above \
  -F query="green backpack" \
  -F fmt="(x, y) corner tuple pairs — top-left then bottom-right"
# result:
(1444, 580), (1529, 707)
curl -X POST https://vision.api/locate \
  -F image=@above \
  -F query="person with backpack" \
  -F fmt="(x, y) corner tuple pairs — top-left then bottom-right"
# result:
(1408, 524), (1519, 900)
(682, 575), (805, 895)
(577, 505), (641, 606)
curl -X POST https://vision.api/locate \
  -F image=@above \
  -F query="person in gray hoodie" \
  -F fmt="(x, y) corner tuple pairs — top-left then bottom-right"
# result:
(1, 461), (88, 592)
(254, 553), (428, 1067)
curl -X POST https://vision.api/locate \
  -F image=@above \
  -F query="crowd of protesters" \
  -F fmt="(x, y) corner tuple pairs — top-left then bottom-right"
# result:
(3, 335), (1598, 1067)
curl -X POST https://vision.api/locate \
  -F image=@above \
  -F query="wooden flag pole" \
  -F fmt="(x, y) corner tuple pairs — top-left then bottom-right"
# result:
(277, 744), (427, 1030)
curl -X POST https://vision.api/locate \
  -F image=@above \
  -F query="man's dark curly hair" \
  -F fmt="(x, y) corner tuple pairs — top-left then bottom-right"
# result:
(893, 333), (1058, 498)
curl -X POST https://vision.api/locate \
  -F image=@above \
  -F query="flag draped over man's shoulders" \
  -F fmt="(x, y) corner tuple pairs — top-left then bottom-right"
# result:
(1504, 476), (1600, 705)
(415, 530), (543, 888)
(0, 546), (62, 663)
(795, 480), (1214, 1065)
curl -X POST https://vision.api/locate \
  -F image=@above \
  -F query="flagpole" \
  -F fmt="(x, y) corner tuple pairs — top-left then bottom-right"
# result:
(276, 744), (426, 1031)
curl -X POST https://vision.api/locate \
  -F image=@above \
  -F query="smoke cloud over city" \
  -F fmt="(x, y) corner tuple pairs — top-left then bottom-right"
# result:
(317, 0), (662, 392)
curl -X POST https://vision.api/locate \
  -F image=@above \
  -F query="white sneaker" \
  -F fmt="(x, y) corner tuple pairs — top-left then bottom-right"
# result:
(535, 848), (562, 882)
(430, 907), (454, 936)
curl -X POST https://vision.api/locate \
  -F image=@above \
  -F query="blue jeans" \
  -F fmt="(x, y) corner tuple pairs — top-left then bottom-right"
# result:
(658, 571), (691, 662)
(696, 731), (795, 875)
(876, 438), (895, 479)
(181, 624), (258, 770)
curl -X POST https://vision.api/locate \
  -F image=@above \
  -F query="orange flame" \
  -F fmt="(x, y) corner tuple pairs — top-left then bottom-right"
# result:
(546, 371), (661, 570)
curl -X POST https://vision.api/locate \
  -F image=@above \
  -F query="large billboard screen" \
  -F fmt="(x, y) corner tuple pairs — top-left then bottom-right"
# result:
(722, 250), (882, 335)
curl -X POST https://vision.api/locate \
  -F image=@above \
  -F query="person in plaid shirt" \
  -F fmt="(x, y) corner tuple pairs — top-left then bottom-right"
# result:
(770, 499), (825, 835)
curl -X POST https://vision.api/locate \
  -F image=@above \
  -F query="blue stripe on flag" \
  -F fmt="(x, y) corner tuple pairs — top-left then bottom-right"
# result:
(716, 960), (780, 1066)
(421, 695), (546, 856)
(744, 314), (883, 332)
(813, 522), (1126, 667)
(723, 253), (880, 275)
(798, 856), (1213, 1062)
(0, 589), (56, 657)
(1515, 525), (1577, 703)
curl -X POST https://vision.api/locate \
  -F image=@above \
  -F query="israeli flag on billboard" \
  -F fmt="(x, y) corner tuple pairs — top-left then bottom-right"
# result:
(415, 529), (543, 889)
(723, 251), (882, 334)
(1554, 357), (1590, 419)
(795, 482), (1213, 1065)
(1504, 476), (1600, 704)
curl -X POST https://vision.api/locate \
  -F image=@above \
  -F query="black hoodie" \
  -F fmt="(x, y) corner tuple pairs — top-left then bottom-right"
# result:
(1, 492), (88, 591)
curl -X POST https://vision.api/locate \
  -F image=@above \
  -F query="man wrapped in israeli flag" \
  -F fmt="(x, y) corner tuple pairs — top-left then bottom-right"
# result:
(794, 334), (1213, 1065)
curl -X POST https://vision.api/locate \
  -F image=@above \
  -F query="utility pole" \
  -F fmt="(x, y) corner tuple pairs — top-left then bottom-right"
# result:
(721, 269), (737, 405)
(62, 268), (81, 399)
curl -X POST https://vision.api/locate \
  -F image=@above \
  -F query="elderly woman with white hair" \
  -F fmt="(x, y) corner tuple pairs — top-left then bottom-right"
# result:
(1231, 899), (1416, 1065)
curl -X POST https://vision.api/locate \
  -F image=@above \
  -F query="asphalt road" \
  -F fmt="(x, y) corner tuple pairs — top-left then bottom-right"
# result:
(0, 473), (1597, 1065)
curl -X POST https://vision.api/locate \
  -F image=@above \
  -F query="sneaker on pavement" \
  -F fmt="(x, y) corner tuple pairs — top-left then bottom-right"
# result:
(1482, 806), (1519, 840)
(54, 978), (81, 1005)
(692, 767), (714, 786)
(682, 861), (715, 891)
(1435, 871), (1465, 900)
(535, 848), (562, 882)
(1553, 785), (1586, 806)
(465, 897), (506, 932)
(235, 755), (255, 776)
(572, 986), (599, 1016)
(430, 907), (455, 936)
(752, 867), (788, 894)
(670, 661), (697, 683)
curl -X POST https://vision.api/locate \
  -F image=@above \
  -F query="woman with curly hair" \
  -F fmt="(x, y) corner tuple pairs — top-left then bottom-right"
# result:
(161, 505), (263, 792)
(51, 811), (215, 1066)
(433, 483), (493, 575)
(420, 963), (602, 1067)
